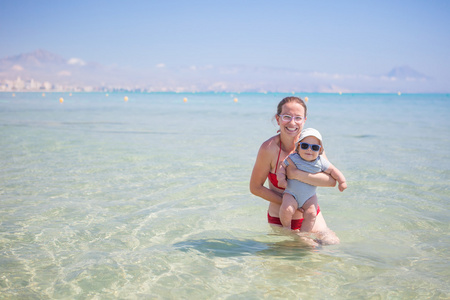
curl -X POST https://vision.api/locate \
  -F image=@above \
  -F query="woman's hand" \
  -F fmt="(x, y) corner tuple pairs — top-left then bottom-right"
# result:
(276, 163), (288, 189)
(286, 159), (336, 187)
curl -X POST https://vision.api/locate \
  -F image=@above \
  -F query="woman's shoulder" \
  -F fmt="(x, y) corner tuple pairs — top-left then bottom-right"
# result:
(254, 135), (279, 168)
(260, 135), (280, 152)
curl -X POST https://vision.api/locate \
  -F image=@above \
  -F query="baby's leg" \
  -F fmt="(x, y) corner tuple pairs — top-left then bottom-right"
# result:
(299, 195), (318, 232)
(280, 193), (298, 229)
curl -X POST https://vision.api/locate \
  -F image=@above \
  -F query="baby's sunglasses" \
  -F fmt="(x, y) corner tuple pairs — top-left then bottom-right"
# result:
(299, 142), (321, 152)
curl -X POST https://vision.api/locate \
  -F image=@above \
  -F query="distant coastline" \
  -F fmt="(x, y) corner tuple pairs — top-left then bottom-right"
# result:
(1, 50), (448, 94)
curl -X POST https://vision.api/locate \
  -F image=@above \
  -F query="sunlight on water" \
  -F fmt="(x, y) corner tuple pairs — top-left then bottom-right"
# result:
(0, 92), (449, 298)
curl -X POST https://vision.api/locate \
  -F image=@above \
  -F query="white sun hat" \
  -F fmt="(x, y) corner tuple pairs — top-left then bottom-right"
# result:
(298, 128), (323, 146)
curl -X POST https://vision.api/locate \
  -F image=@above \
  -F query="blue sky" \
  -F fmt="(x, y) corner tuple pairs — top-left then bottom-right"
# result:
(1, 0), (449, 92)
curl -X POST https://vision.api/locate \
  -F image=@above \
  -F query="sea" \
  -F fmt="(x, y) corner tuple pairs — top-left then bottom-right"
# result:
(0, 92), (449, 299)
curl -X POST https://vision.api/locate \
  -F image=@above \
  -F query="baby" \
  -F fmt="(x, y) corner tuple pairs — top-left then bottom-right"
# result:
(277, 128), (347, 232)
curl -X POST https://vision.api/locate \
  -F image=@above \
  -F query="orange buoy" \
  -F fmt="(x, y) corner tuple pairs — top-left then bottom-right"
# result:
(234, 98), (238, 103)
(183, 97), (188, 102)
(124, 96), (128, 102)
(304, 96), (309, 102)
(59, 97), (64, 103)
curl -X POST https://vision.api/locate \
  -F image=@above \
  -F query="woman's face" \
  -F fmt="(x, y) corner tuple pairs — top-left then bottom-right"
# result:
(276, 102), (306, 137)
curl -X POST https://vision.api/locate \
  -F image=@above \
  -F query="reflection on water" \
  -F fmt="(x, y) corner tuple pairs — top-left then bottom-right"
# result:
(174, 236), (314, 259)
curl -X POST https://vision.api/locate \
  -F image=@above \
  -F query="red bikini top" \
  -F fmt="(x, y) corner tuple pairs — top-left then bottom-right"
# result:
(268, 139), (284, 190)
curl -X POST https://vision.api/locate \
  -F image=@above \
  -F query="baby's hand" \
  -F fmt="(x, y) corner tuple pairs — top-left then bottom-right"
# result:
(338, 181), (347, 192)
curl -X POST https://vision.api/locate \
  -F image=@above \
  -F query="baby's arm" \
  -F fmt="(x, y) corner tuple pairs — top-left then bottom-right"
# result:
(325, 164), (347, 192)
(276, 159), (289, 189)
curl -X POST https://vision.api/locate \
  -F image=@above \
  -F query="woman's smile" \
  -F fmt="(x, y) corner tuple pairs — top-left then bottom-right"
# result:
(285, 125), (300, 133)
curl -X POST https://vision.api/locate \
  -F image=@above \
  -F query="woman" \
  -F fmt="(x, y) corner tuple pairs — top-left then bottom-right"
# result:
(250, 96), (340, 245)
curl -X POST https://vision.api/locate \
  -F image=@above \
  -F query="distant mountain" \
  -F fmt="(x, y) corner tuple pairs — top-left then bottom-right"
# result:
(386, 66), (428, 80)
(0, 49), (119, 87)
(0, 49), (66, 67)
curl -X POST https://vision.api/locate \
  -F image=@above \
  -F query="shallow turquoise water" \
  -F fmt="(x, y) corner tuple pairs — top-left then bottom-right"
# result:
(0, 92), (449, 299)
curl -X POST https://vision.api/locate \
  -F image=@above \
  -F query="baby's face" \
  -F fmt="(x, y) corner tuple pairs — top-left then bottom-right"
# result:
(298, 136), (321, 161)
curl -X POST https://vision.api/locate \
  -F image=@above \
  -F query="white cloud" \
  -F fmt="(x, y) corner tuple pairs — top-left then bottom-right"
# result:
(58, 70), (71, 76)
(310, 71), (357, 80)
(208, 81), (228, 91)
(156, 63), (166, 68)
(11, 65), (23, 71)
(67, 58), (86, 66)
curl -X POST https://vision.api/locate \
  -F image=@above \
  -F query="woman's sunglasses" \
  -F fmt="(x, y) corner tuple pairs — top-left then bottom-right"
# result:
(299, 142), (321, 152)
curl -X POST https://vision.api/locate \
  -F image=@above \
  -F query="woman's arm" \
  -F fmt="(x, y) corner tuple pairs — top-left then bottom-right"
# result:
(249, 144), (283, 205)
(285, 162), (336, 187)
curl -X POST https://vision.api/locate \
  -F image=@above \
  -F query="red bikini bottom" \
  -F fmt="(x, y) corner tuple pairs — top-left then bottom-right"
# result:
(268, 206), (321, 230)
